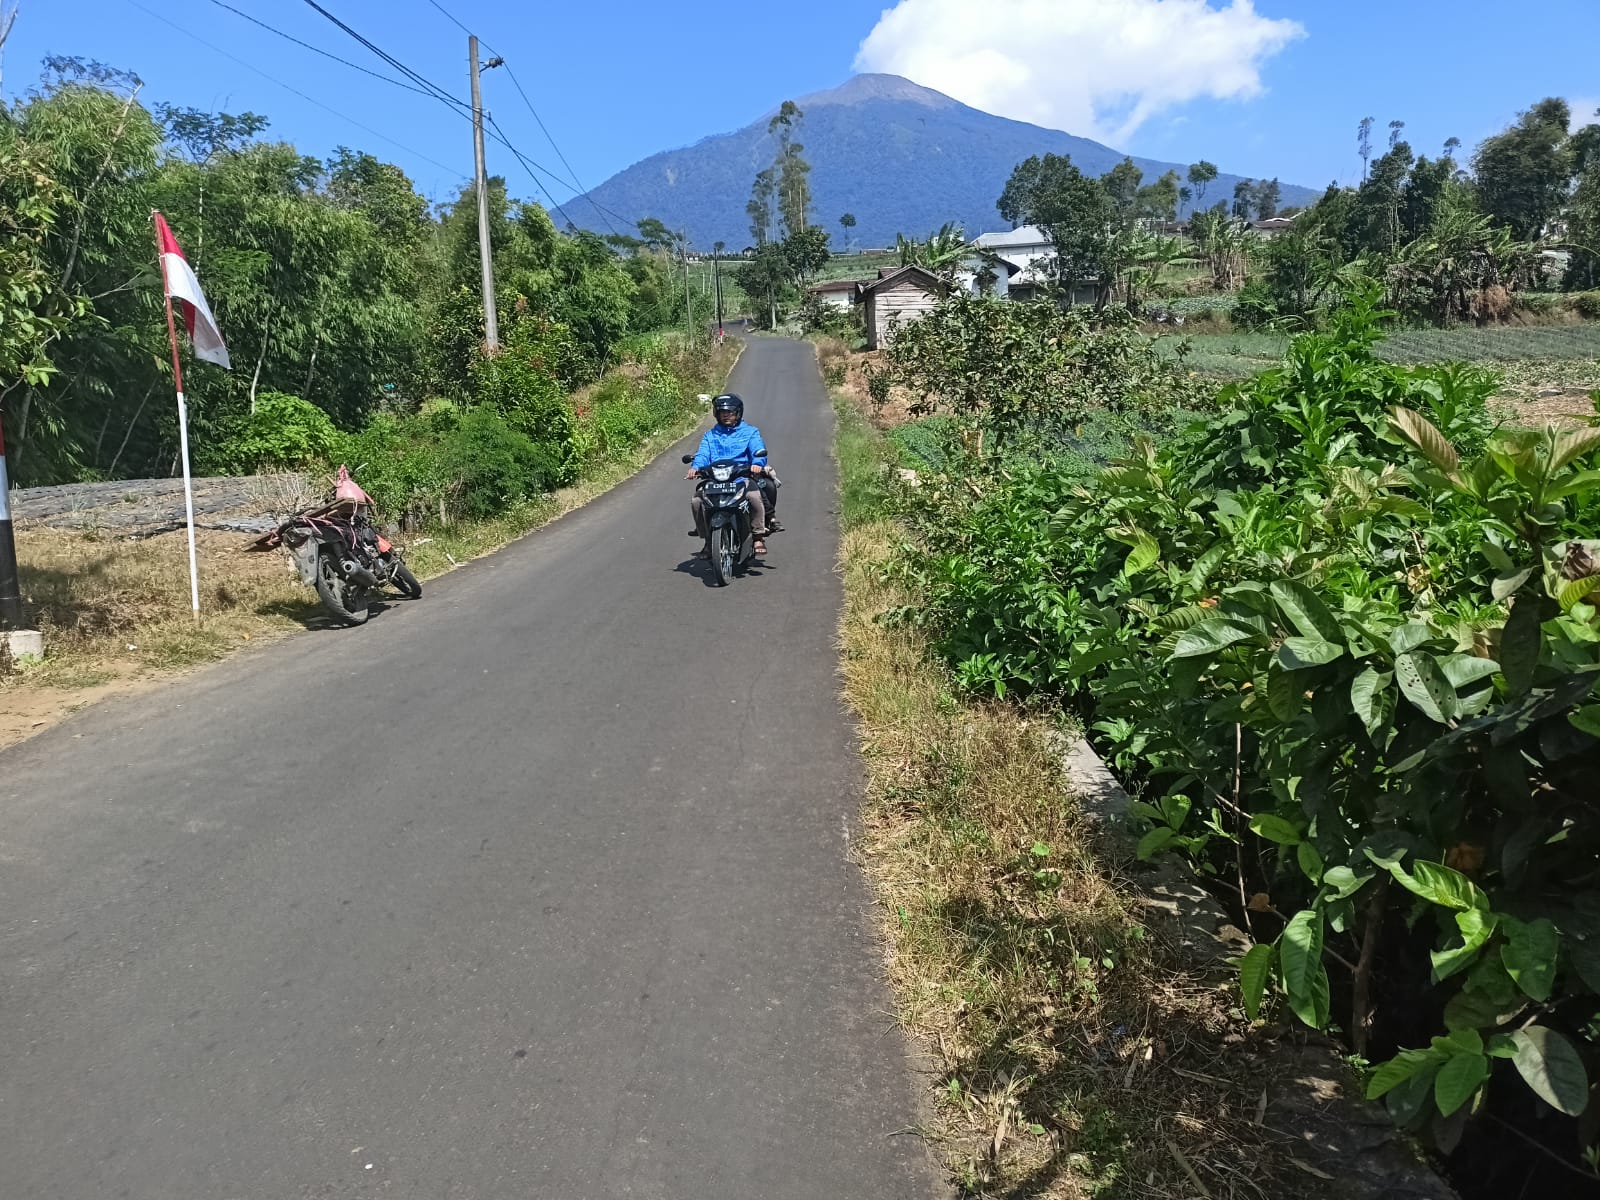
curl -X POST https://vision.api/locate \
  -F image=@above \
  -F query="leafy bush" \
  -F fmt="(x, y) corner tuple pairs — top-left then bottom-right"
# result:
(470, 307), (581, 487)
(1568, 291), (1600, 320)
(441, 406), (558, 517)
(202, 392), (345, 474)
(894, 283), (1600, 1173)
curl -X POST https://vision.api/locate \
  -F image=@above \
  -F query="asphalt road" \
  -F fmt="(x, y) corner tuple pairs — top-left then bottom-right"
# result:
(0, 338), (943, 1200)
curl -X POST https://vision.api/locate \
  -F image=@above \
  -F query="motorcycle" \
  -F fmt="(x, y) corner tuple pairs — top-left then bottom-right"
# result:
(684, 455), (764, 586)
(263, 466), (421, 625)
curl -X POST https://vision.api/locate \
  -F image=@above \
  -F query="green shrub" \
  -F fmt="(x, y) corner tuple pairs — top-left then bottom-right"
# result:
(1567, 291), (1600, 319)
(470, 309), (581, 486)
(202, 392), (344, 474)
(441, 406), (556, 517)
(893, 283), (1600, 1167)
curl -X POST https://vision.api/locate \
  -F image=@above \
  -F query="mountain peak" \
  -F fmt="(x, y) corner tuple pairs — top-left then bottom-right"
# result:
(795, 73), (960, 111)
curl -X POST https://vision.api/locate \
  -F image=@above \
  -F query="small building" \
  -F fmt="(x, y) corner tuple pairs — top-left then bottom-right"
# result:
(1251, 216), (1299, 239)
(805, 279), (861, 310)
(856, 266), (948, 350)
(953, 253), (1021, 299)
(969, 225), (1101, 305)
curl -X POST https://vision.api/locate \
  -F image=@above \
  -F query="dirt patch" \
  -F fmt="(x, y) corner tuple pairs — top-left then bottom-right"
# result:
(1498, 389), (1597, 428)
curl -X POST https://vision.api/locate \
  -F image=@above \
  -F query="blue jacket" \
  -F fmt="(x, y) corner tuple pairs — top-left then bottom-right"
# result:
(692, 420), (768, 470)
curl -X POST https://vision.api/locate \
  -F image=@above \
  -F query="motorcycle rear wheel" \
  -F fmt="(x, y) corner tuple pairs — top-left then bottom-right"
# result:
(316, 550), (371, 625)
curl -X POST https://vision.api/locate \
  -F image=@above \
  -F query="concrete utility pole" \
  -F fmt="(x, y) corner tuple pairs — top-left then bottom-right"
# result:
(682, 230), (693, 343)
(469, 36), (499, 350)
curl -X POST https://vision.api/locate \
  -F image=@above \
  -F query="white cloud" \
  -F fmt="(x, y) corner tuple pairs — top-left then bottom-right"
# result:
(854, 0), (1305, 145)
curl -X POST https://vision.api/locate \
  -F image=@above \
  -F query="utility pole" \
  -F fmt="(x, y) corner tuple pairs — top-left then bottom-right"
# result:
(712, 243), (725, 341)
(469, 36), (499, 350)
(682, 229), (693, 343)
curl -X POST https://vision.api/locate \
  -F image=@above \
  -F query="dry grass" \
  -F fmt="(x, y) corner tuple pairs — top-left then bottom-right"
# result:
(835, 398), (1327, 1199)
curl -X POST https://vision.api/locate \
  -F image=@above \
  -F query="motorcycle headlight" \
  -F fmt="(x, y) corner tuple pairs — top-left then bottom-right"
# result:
(712, 464), (734, 482)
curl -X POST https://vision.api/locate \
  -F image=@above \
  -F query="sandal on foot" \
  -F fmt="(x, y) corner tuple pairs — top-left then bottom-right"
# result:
(753, 540), (767, 555)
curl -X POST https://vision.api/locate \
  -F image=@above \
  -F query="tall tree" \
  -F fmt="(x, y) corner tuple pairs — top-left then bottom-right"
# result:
(998, 153), (1118, 301)
(1254, 178), (1282, 221)
(768, 101), (811, 237)
(1186, 160), (1218, 210)
(1473, 98), (1573, 240)
(1232, 179), (1255, 219)
(1358, 116), (1376, 181)
(839, 212), (856, 248)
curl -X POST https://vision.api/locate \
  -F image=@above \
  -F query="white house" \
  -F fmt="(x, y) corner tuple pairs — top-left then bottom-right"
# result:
(805, 279), (861, 310)
(969, 225), (1100, 305)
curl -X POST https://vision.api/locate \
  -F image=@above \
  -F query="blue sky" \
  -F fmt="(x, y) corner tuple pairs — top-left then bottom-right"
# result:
(4, 0), (1597, 217)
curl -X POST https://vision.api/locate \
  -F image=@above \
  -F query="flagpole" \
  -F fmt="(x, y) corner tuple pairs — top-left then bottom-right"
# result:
(155, 212), (202, 621)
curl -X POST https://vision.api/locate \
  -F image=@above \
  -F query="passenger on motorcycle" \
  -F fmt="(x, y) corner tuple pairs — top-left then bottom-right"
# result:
(687, 393), (778, 555)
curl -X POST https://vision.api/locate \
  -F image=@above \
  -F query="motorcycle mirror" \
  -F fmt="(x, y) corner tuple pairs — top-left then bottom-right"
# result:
(681, 455), (694, 464)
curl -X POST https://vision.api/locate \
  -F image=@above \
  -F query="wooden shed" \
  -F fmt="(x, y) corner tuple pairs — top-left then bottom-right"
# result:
(856, 266), (948, 350)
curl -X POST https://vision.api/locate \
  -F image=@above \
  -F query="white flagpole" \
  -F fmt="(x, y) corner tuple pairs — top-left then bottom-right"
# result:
(156, 212), (201, 620)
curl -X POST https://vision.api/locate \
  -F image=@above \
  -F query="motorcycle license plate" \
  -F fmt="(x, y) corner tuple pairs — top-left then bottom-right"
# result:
(703, 481), (740, 494)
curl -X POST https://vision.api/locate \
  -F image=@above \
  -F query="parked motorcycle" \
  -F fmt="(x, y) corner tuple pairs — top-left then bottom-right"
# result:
(685, 455), (760, 586)
(264, 466), (420, 625)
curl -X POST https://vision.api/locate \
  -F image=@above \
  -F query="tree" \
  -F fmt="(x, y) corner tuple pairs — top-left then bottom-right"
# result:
(895, 222), (967, 274)
(1474, 98), (1573, 240)
(1563, 120), (1600, 288)
(782, 226), (830, 282)
(998, 154), (1119, 301)
(1358, 116), (1375, 181)
(1254, 178), (1282, 221)
(746, 167), (776, 245)
(1232, 179), (1255, 219)
(839, 212), (856, 249)
(1139, 169), (1182, 224)
(768, 101), (811, 237)
(1186, 160), (1218, 210)
(1101, 157), (1144, 228)
(731, 241), (791, 329)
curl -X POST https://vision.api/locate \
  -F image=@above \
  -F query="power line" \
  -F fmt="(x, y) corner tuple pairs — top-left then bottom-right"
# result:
(296, 0), (470, 116)
(119, 0), (464, 177)
(198, 0), (434, 98)
(412, 0), (626, 238)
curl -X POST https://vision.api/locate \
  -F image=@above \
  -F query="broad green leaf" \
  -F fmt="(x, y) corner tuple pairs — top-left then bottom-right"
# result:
(1434, 1051), (1490, 1117)
(1136, 826), (1177, 860)
(1502, 918), (1560, 1002)
(1551, 426), (1600, 472)
(1572, 705), (1600, 739)
(1443, 987), (1508, 1032)
(1560, 576), (1600, 613)
(1487, 1034), (1519, 1059)
(1322, 866), (1372, 901)
(1279, 637), (1343, 670)
(1500, 595), (1543, 698)
(1366, 1047), (1443, 1100)
(1388, 859), (1485, 912)
(1296, 841), (1325, 884)
(1551, 470), (1600, 499)
(1432, 908), (1499, 980)
(1439, 655), (1501, 690)
(1492, 568), (1534, 601)
(1280, 910), (1330, 1028)
(1511, 1027), (1590, 1116)
(1249, 813), (1303, 845)
(1480, 541), (1515, 573)
(1238, 943), (1274, 1021)
(1265, 665), (1304, 722)
(1395, 652), (1456, 723)
(1171, 619), (1258, 660)
(1350, 668), (1394, 740)
(1390, 406), (1460, 473)
(1389, 622), (1433, 655)
(1270, 579), (1344, 644)
(1121, 532), (1160, 577)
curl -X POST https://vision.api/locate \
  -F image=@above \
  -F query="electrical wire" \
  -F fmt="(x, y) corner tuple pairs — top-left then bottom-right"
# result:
(118, 0), (464, 177)
(198, 0), (434, 98)
(296, 0), (470, 116)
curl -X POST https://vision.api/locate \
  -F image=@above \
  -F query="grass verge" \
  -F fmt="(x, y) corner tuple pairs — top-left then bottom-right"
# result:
(0, 343), (740, 739)
(833, 392), (1320, 1198)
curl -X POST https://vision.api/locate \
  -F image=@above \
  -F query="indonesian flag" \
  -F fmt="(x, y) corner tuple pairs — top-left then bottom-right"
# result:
(155, 212), (231, 369)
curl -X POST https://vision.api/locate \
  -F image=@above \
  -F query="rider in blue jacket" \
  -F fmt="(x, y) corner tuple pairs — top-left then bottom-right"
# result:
(687, 394), (778, 553)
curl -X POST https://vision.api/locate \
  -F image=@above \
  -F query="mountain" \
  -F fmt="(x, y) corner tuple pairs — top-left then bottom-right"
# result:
(562, 74), (1319, 250)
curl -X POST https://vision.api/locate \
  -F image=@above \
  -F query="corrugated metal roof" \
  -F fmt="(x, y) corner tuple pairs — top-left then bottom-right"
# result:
(972, 225), (1050, 249)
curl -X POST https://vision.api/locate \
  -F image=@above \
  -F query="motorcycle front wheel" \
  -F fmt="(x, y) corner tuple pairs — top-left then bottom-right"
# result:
(391, 561), (422, 599)
(315, 550), (371, 625)
(710, 525), (734, 587)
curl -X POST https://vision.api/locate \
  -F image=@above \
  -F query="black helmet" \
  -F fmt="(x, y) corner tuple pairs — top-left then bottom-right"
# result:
(712, 393), (744, 421)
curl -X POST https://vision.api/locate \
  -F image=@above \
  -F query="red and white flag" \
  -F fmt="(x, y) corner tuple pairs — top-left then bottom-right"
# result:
(155, 212), (231, 369)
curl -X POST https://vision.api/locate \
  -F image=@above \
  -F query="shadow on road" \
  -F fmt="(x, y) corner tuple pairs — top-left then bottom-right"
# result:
(673, 556), (777, 589)
(256, 594), (415, 631)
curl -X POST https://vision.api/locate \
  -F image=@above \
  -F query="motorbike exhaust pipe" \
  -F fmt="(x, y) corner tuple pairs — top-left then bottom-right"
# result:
(341, 559), (379, 588)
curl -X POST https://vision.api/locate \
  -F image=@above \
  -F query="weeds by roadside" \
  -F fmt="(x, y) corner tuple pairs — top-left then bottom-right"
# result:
(834, 394), (1319, 1198)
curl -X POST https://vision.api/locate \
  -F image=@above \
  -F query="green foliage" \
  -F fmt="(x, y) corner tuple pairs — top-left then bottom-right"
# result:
(203, 392), (344, 474)
(893, 287), (1600, 1165)
(469, 305), (581, 487)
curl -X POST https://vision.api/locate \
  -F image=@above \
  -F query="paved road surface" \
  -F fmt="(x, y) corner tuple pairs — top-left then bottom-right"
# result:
(0, 339), (942, 1199)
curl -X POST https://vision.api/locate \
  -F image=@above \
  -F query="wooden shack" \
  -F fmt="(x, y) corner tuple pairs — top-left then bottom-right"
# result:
(856, 266), (947, 350)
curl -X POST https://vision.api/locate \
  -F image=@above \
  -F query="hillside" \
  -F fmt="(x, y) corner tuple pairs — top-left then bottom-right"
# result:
(565, 74), (1319, 249)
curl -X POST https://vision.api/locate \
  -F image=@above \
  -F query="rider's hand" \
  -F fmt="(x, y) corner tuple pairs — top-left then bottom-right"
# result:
(750, 463), (764, 475)
(685, 468), (699, 480)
